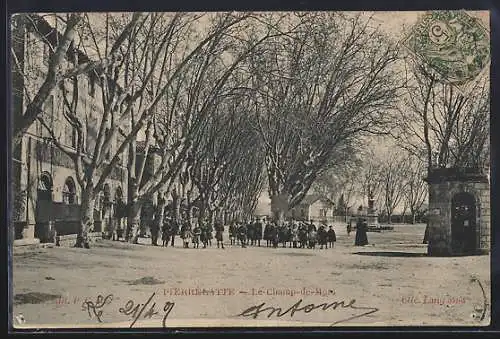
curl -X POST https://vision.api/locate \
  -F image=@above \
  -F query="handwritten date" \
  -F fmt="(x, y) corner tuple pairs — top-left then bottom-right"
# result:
(119, 292), (175, 328)
(81, 292), (175, 327)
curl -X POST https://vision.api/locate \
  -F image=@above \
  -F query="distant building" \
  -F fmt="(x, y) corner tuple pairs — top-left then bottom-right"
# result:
(254, 192), (271, 219)
(288, 194), (335, 223)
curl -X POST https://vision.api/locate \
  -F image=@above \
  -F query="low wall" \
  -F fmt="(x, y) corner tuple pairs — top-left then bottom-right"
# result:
(55, 232), (103, 247)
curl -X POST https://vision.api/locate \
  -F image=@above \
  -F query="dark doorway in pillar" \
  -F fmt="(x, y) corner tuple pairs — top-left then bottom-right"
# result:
(451, 192), (477, 254)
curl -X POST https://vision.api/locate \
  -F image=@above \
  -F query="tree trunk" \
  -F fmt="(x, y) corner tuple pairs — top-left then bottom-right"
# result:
(411, 213), (416, 224)
(155, 199), (167, 231)
(126, 179), (141, 244)
(172, 191), (181, 224)
(75, 187), (95, 248)
(188, 205), (195, 228)
(270, 193), (289, 225)
(127, 199), (142, 244)
(209, 209), (216, 228)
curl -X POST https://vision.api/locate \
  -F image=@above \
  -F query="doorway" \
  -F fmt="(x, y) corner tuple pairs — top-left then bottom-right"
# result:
(35, 172), (53, 241)
(451, 192), (477, 254)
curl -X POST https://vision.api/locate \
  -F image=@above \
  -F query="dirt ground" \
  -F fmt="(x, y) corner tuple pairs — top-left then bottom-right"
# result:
(11, 224), (490, 328)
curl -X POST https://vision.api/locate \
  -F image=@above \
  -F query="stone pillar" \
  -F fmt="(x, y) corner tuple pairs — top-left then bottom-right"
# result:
(477, 182), (490, 254)
(426, 168), (489, 256)
(427, 182), (452, 256)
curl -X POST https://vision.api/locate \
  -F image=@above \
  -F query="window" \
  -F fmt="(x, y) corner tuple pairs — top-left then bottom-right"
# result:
(115, 187), (123, 203)
(42, 43), (50, 66)
(62, 177), (76, 204)
(88, 76), (95, 97)
(64, 114), (78, 149)
(38, 172), (53, 191)
(41, 96), (54, 139)
(37, 172), (53, 201)
(95, 191), (104, 212)
(103, 184), (111, 202)
(71, 126), (78, 149)
(44, 95), (54, 116)
(105, 128), (111, 160)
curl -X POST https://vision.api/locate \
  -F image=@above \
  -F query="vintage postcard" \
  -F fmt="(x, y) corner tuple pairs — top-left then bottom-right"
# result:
(10, 10), (491, 329)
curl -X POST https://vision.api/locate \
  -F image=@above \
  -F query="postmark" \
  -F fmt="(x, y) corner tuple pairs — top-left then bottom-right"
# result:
(403, 10), (490, 90)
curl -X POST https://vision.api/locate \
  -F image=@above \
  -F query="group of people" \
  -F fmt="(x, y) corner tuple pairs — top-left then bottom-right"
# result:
(229, 219), (338, 249)
(146, 215), (370, 249)
(157, 217), (224, 249)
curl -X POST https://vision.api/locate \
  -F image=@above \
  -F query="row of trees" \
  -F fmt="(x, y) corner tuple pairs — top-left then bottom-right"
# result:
(312, 147), (428, 224)
(12, 12), (489, 246)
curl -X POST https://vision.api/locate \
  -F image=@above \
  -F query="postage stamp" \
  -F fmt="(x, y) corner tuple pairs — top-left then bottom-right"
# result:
(403, 10), (490, 91)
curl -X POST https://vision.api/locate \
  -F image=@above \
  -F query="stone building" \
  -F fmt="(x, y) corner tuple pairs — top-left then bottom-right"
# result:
(426, 168), (490, 256)
(11, 14), (128, 243)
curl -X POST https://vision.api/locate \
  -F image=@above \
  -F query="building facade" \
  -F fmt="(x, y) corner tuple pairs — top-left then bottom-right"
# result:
(12, 14), (128, 243)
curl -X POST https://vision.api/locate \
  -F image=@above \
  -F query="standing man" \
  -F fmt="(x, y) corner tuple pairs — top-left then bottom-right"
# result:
(264, 221), (271, 247)
(229, 222), (236, 246)
(247, 220), (255, 246)
(161, 216), (172, 247)
(215, 221), (225, 249)
(271, 222), (279, 248)
(318, 223), (327, 249)
(255, 219), (263, 247)
(170, 218), (179, 247)
(207, 220), (214, 247)
(238, 222), (248, 248)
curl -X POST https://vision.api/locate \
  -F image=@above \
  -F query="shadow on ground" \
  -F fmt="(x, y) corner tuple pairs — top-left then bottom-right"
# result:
(14, 292), (61, 305)
(354, 251), (489, 258)
(353, 251), (427, 257)
(276, 252), (315, 256)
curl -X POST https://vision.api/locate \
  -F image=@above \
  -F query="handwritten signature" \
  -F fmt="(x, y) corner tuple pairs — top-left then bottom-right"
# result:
(236, 297), (379, 325)
(81, 292), (175, 327)
(81, 294), (114, 323)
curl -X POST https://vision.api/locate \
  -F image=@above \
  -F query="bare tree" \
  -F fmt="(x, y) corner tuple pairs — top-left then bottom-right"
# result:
(378, 151), (409, 224)
(402, 154), (428, 224)
(188, 98), (265, 225)
(393, 62), (490, 171)
(11, 13), (144, 148)
(360, 152), (384, 213)
(124, 12), (283, 242)
(246, 12), (401, 221)
(311, 158), (362, 221)
(37, 12), (236, 247)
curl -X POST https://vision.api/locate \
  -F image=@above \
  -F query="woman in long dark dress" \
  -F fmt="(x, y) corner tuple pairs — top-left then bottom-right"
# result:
(354, 218), (369, 246)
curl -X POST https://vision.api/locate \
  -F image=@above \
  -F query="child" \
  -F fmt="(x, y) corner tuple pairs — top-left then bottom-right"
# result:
(327, 226), (337, 248)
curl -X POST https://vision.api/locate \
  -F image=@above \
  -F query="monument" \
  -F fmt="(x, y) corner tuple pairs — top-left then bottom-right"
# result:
(366, 193), (380, 230)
